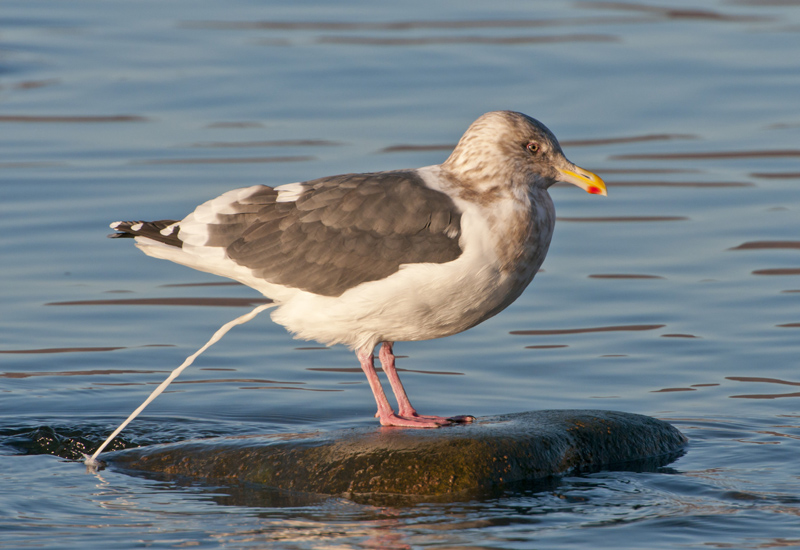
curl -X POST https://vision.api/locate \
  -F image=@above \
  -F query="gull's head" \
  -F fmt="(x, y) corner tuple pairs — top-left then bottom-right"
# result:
(443, 111), (607, 197)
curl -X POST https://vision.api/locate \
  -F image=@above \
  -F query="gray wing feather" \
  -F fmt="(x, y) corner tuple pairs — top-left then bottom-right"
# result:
(210, 171), (462, 297)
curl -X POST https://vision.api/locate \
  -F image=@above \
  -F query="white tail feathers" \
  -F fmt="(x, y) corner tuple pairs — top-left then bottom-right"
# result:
(84, 302), (276, 471)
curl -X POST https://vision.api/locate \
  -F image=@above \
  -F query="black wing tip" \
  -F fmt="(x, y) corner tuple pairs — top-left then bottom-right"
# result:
(108, 220), (182, 247)
(108, 232), (135, 239)
(109, 220), (135, 236)
(108, 220), (143, 238)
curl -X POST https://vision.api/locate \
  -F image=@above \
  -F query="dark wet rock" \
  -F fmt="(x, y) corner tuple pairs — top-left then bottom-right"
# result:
(1, 425), (134, 460)
(107, 410), (686, 498)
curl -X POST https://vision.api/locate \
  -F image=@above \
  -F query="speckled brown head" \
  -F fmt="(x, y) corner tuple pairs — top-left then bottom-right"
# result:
(443, 110), (607, 197)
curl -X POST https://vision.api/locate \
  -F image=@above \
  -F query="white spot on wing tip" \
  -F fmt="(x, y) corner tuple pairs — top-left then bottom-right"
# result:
(160, 222), (179, 236)
(110, 221), (122, 229)
(131, 222), (144, 232)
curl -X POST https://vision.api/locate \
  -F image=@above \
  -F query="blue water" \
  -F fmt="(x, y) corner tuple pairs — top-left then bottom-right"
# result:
(2, 0), (800, 548)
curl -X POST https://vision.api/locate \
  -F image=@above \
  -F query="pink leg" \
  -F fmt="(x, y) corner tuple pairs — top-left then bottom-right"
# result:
(357, 346), (443, 428)
(378, 342), (474, 426)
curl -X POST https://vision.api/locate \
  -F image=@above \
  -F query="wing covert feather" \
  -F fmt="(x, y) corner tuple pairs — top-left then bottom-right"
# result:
(212, 171), (462, 297)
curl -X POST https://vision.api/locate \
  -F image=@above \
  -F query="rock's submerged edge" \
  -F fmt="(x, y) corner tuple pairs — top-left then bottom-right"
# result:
(108, 410), (687, 497)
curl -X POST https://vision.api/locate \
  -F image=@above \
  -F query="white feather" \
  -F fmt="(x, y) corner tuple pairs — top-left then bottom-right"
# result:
(160, 222), (179, 236)
(274, 182), (307, 203)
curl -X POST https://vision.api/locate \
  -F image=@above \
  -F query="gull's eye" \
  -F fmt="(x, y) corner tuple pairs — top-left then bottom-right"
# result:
(526, 141), (540, 154)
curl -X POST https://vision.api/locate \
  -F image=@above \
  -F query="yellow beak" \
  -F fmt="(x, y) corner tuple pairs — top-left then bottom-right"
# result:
(557, 165), (607, 196)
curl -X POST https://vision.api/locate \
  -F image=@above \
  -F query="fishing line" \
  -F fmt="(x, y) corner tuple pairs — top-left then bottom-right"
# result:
(84, 302), (275, 470)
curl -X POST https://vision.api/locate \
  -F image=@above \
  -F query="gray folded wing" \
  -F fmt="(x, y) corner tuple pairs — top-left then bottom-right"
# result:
(213, 170), (463, 297)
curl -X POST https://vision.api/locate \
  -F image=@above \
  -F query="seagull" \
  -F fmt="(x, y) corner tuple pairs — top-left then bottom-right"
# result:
(110, 110), (606, 428)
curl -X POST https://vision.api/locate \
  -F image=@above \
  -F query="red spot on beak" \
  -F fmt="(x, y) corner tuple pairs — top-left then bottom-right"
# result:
(588, 186), (604, 195)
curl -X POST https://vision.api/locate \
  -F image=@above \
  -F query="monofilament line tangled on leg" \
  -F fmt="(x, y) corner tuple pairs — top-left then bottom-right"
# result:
(84, 302), (275, 471)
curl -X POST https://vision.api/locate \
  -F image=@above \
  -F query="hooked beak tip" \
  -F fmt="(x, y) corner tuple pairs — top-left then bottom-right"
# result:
(558, 167), (607, 197)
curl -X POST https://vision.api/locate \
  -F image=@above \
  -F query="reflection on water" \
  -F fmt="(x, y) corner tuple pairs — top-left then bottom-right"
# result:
(557, 215), (688, 222)
(752, 171), (800, 179)
(731, 392), (800, 400)
(731, 241), (800, 250)
(190, 139), (343, 148)
(206, 121), (264, 128)
(612, 149), (800, 160)
(511, 324), (665, 336)
(132, 155), (315, 165)
(0, 347), (126, 355)
(316, 34), (618, 46)
(46, 297), (273, 307)
(186, 17), (650, 31)
(606, 180), (753, 187)
(589, 273), (664, 278)
(753, 268), (800, 275)
(0, 368), (166, 378)
(576, 2), (773, 23)
(562, 133), (698, 146)
(596, 168), (701, 174)
(0, 114), (147, 123)
(380, 143), (455, 153)
(728, 376), (800, 387)
(526, 344), (569, 349)
(160, 281), (244, 287)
